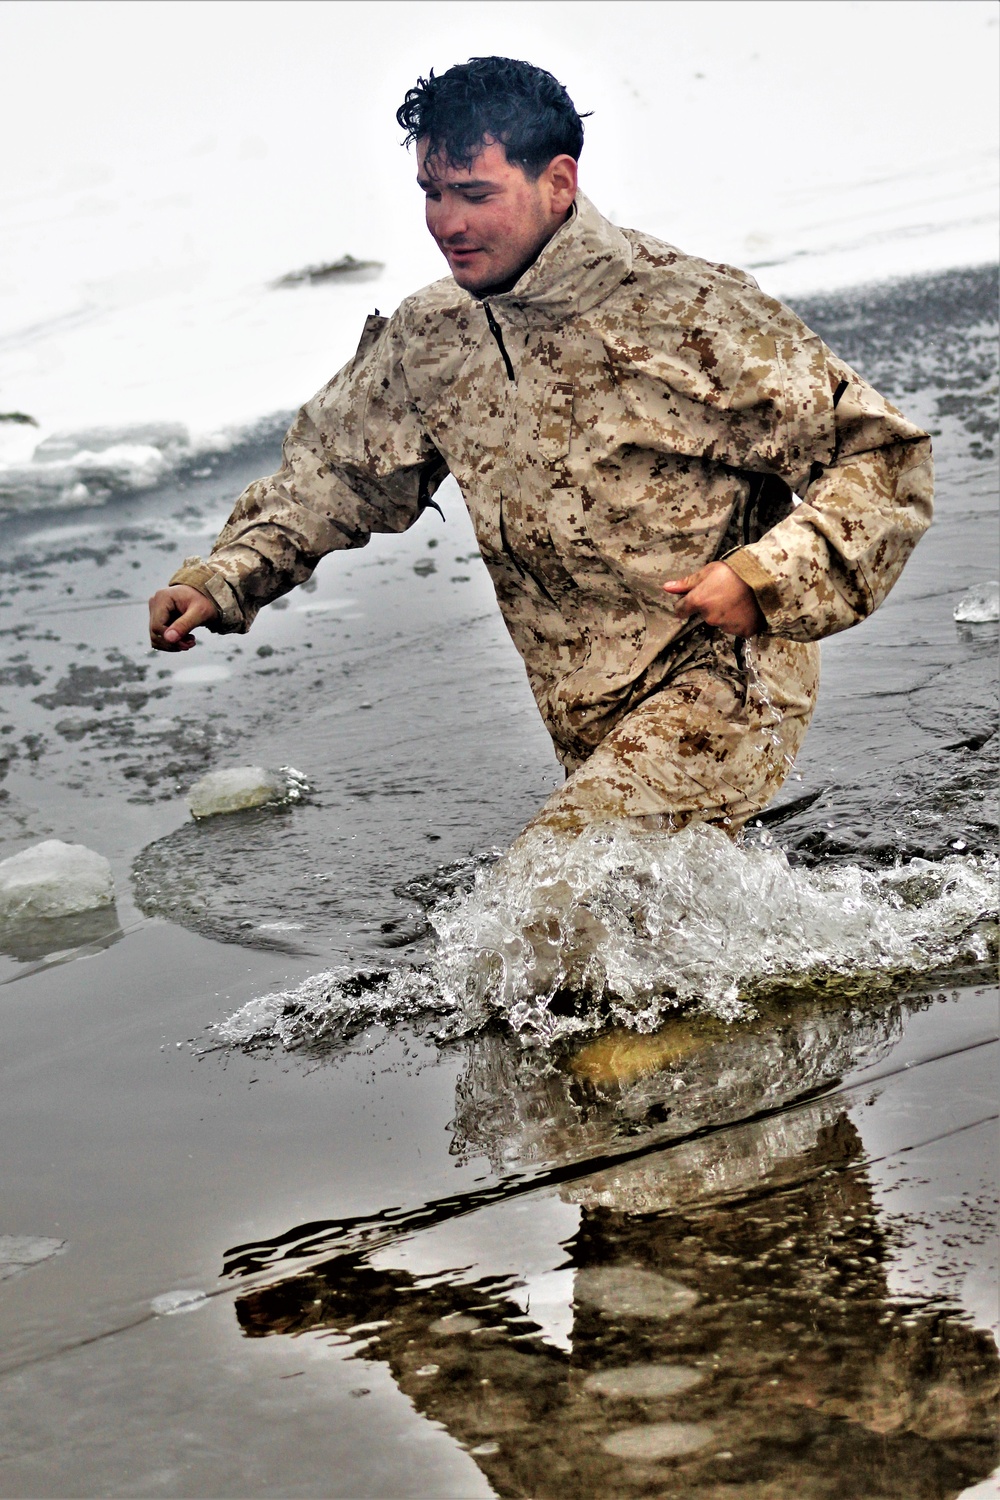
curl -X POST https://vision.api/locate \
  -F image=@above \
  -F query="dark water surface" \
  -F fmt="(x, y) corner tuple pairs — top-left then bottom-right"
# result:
(0, 267), (996, 1497)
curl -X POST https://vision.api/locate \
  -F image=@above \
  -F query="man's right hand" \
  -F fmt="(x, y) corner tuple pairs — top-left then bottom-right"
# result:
(149, 585), (220, 651)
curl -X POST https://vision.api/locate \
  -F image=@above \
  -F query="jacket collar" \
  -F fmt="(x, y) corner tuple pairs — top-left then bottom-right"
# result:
(479, 193), (633, 323)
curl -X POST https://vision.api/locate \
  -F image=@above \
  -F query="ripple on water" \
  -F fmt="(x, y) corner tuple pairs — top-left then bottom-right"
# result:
(150, 1289), (208, 1315)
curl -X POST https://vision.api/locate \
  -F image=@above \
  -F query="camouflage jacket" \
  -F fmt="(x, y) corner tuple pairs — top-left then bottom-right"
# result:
(172, 193), (932, 764)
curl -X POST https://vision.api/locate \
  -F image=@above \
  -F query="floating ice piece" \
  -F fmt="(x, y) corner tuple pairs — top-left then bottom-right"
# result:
(186, 765), (310, 819)
(0, 840), (114, 923)
(0, 904), (123, 965)
(954, 581), (999, 623)
(150, 1288), (208, 1315)
(293, 598), (357, 614)
(0, 1235), (67, 1282)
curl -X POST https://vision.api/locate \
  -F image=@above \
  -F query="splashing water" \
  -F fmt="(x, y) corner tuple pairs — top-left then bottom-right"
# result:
(216, 823), (997, 1050)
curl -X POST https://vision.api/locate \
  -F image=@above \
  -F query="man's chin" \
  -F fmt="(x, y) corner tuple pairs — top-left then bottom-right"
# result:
(449, 262), (492, 292)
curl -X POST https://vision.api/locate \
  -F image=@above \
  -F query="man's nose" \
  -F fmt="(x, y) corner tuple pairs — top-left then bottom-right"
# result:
(432, 196), (469, 243)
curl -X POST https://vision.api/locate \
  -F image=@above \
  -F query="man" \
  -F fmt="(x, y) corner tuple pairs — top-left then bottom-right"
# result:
(149, 56), (932, 841)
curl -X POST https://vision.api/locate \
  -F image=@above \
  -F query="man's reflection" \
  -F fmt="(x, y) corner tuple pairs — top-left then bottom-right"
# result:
(232, 993), (999, 1497)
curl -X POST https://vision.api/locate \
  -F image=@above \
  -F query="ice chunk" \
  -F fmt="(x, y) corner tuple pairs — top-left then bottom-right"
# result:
(150, 1288), (208, 1315)
(186, 765), (310, 819)
(0, 840), (114, 922)
(0, 1235), (67, 1282)
(954, 581), (999, 623)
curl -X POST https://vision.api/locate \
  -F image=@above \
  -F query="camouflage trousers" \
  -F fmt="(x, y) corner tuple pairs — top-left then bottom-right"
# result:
(526, 636), (820, 839)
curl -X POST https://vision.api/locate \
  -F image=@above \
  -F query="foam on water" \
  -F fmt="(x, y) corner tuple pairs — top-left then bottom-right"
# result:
(216, 824), (997, 1049)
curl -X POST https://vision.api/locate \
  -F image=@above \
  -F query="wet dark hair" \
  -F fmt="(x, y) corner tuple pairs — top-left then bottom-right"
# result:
(396, 56), (587, 178)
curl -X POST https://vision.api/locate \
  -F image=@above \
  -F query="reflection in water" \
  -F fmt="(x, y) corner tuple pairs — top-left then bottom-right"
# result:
(228, 990), (999, 1497)
(0, 902), (123, 967)
(448, 988), (907, 1177)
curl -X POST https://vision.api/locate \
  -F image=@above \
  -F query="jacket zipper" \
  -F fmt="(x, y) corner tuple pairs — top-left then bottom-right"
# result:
(483, 302), (555, 602)
(483, 302), (516, 382)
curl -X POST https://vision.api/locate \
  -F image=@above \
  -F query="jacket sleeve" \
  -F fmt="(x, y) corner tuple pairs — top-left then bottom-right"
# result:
(724, 348), (933, 642)
(169, 311), (449, 632)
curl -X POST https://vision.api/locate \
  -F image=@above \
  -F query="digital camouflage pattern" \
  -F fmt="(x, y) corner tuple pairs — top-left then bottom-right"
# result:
(172, 193), (932, 829)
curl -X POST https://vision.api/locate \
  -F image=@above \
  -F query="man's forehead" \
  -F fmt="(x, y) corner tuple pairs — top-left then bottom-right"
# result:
(416, 137), (508, 184)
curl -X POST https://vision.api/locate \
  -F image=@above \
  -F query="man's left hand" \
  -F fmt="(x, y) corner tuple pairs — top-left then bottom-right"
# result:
(663, 561), (766, 637)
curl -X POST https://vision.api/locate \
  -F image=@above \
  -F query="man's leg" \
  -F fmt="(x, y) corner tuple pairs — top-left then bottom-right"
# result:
(526, 637), (819, 838)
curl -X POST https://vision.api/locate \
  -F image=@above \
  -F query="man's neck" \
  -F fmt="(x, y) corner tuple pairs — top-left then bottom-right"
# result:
(473, 207), (573, 300)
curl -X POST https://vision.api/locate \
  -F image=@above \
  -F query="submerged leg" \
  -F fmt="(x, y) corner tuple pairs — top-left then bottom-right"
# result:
(526, 636), (819, 839)
(468, 638), (820, 1009)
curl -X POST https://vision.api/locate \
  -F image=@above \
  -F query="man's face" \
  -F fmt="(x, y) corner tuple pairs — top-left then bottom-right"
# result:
(417, 138), (577, 295)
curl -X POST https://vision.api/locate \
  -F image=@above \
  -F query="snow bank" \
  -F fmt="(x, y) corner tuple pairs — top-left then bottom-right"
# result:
(0, 1), (995, 512)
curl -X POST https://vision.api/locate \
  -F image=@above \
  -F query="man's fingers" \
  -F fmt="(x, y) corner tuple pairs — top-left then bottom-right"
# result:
(664, 571), (706, 619)
(164, 604), (204, 641)
(672, 584), (703, 620)
(148, 592), (177, 636)
(149, 585), (219, 651)
(662, 572), (700, 594)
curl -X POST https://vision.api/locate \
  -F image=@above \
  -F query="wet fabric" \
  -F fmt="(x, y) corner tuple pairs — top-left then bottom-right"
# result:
(526, 634), (818, 836)
(171, 192), (931, 818)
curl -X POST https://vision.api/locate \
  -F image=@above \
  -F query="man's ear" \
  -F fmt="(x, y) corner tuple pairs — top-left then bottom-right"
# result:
(542, 154), (578, 217)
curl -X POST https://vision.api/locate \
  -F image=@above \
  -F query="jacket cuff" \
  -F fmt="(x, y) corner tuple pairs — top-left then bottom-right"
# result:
(723, 547), (783, 628)
(169, 557), (246, 633)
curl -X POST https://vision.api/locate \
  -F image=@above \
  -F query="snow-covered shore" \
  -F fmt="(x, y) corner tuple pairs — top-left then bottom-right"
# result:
(0, 0), (996, 509)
